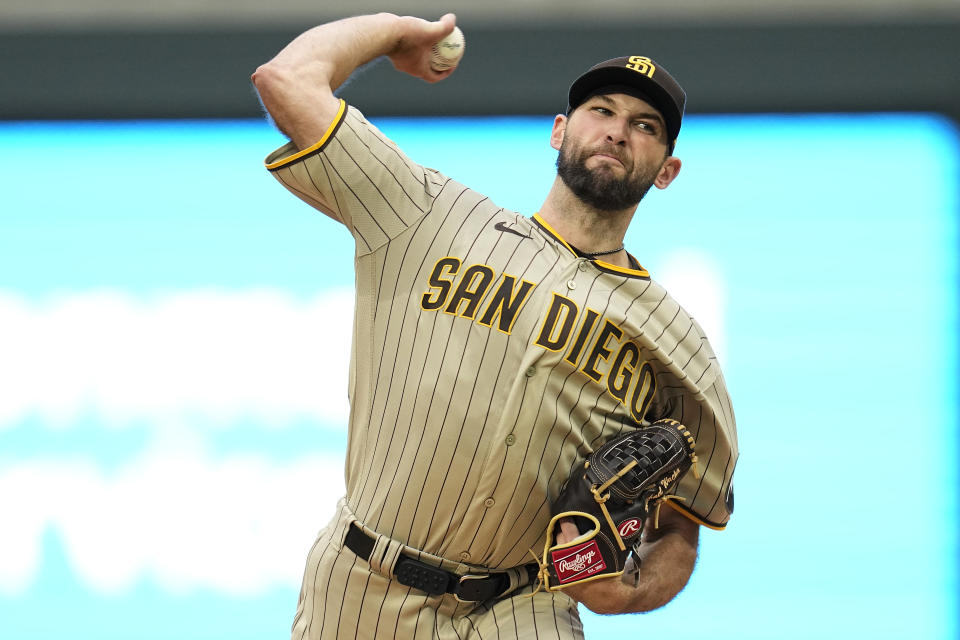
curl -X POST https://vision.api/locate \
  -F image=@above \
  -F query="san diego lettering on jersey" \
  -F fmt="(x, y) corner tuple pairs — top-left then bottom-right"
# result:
(420, 256), (657, 422)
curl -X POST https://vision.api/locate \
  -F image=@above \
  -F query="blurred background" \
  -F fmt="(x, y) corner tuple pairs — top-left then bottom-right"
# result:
(1, 2), (958, 639)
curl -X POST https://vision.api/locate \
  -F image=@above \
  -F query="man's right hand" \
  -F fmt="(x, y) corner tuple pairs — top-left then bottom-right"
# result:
(387, 14), (459, 83)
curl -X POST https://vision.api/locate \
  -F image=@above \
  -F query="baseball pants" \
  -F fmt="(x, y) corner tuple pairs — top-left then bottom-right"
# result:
(290, 498), (585, 640)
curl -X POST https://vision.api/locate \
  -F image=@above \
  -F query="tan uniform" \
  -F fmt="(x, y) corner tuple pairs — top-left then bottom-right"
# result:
(265, 100), (738, 639)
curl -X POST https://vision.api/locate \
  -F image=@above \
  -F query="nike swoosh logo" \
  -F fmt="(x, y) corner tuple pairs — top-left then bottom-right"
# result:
(494, 221), (531, 239)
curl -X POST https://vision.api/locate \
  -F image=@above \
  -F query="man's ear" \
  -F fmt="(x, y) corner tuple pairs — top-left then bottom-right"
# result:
(654, 156), (682, 190)
(550, 114), (567, 151)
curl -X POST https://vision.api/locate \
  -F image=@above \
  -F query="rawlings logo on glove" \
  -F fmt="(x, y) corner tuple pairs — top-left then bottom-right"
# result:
(551, 540), (606, 583)
(535, 419), (697, 591)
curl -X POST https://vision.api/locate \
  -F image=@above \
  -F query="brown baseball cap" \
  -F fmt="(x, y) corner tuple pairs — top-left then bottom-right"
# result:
(567, 56), (686, 145)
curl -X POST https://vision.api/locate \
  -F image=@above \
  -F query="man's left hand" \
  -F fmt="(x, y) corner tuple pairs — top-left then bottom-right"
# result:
(554, 504), (699, 614)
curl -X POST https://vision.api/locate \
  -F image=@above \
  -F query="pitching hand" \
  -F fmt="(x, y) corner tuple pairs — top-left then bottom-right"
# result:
(387, 13), (458, 82)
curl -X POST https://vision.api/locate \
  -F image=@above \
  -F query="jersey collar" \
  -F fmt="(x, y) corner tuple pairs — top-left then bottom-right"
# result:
(531, 213), (650, 279)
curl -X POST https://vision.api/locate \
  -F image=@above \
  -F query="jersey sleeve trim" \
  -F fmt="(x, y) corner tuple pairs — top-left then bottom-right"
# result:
(663, 496), (727, 530)
(264, 99), (348, 172)
(531, 213), (650, 279)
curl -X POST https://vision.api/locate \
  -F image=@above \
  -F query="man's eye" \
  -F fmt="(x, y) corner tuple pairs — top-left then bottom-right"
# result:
(592, 107), (611, 115)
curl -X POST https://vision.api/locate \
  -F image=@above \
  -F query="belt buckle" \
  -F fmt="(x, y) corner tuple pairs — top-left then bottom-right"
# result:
(454, 573), (494, 603)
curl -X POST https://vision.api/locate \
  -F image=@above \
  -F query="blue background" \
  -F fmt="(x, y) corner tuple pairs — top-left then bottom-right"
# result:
(0, 113), (957, 638)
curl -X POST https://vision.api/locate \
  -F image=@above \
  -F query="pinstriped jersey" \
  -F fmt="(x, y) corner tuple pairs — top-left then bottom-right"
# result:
(265, 100), (738, 570)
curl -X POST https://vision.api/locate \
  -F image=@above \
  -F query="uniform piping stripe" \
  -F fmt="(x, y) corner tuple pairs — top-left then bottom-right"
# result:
(670, 388), (733, 528)
(531, 213), (650, 278)
(593, 259), (650, 279)
(663, 497), (727, 530)
(265, 99), (348, 170)
(531, 213), (577, 256)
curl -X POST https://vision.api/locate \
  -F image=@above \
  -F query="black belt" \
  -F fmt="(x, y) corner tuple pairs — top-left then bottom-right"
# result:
(344, 523), (538, 603)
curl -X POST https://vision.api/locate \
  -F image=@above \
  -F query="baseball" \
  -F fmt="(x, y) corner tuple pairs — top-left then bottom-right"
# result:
(430, 26), (465, 71)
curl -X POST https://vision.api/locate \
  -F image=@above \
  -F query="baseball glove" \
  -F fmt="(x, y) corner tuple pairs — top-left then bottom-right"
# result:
(537, 419), (697, 591)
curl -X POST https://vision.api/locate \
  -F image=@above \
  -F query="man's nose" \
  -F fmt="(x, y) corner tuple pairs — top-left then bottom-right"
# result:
(604, 118), (629, 145)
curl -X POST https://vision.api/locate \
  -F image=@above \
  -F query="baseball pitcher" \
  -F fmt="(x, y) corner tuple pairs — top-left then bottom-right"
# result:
(252, 11), (738, 639)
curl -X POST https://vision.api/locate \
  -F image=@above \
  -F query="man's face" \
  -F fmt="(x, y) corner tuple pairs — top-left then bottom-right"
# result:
(553, 92), (676, 212)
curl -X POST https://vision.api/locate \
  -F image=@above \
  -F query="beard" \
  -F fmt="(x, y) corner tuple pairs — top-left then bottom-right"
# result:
(556, 139), (661, 212)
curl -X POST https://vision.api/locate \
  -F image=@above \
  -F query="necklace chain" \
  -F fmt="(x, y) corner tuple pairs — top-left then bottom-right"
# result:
(578, 245), (624, 258)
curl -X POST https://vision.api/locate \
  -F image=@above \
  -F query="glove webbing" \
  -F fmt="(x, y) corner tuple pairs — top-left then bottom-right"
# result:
(599, 432), (687, 496)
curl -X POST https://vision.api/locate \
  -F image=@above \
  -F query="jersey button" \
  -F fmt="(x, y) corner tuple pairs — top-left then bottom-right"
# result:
(524, 366), (536, 377)
(459, 551), (471, 562)
(578, 261), (589, 272)
(505, 433), (516, 446)
(484, 497), (495, 508)
(566, 279), (577, 290)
